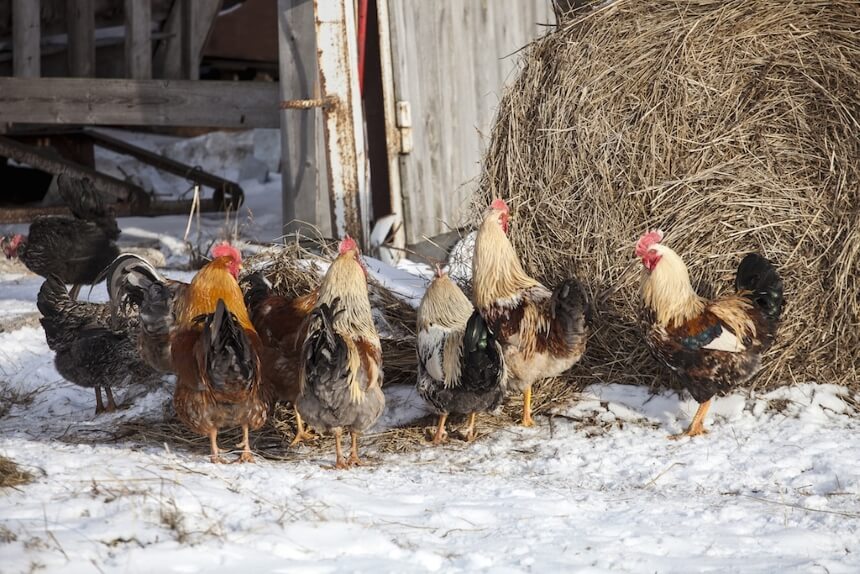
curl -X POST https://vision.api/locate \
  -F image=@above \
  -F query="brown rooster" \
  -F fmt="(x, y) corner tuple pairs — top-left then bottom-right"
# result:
(243, 271), (318, 445)
(636, 230), (784, 438)
(417, 269), (507, 443)
(473, 199), (589, 426)
(297, 237), (385, 469)
(171, 243), (267, 463)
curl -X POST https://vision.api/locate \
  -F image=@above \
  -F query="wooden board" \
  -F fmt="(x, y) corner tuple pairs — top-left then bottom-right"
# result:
(386, 0), (555, 244)
(0, 77), (280, 128)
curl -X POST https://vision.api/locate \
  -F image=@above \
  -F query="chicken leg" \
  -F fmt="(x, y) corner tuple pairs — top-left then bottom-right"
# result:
(332, 428), (349, 470)
(104, 386), (118, 412)
(289, 409), (317, 447)
(209, 430), (228, 463)
(462, 412), (478, 442)
(669, 399), (711, 440)
(521, 386), (535, 427)
(235, 425), (255, 463)
(94, 386), (105, 415)
(431, 413), (448, 445)
(347, 431), (365, 467)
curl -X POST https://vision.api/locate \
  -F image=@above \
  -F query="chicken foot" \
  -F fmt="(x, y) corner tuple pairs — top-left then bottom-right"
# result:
(669, 399), (711, 440)
(289, 410), (318, 447)
(430, 413), (449, 445)
(347, 432), (365, 467)
(329, 428), (349, 470)
(209, 430), (229, 463)
(234, 425), (255, 463)
(104, 387), (118, 412)
(521, 386), (535, 427)
(462, 412), (478, 442)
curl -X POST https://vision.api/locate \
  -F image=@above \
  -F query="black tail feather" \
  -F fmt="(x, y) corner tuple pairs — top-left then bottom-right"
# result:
(200, 299), (257, 392)
(735, 253), (784, 321)
(461, 310), (504, 395)
(56, 174), (120, 239)
(36, 274), (71, 319)
(550, 277), (590, 343)
(242, 271), (272, 316)
(303, 299), (349, 382)
(103, 253), (166, 311)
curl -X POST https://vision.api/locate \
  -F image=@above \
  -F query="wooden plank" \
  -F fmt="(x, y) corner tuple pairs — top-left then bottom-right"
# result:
(154, 0), (222, 79)
(0, 77), (280, 128)
(125, 0), (152, 78)
(277, 0), (322, 237)
(386, 0), (554, 244)
(66, 0), (96, 77)
(180, 0), (199, 79)
(314, 0), (368, 245)
(12, 0), (40, 77)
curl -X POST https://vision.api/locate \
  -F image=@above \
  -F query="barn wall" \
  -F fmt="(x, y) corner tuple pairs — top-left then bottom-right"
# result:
(387, 0), (555, 244)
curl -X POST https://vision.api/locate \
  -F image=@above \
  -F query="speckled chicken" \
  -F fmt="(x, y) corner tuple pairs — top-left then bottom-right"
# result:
(36, 274), (156, 414)
(298, 237), (385, 469)
(417, 269), (506, 444)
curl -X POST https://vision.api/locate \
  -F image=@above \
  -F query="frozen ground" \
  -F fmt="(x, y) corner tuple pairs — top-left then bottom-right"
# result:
(1, 130), (859, 573)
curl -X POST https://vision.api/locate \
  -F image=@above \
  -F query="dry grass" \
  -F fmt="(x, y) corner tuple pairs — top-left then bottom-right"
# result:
(0, 455), (34, 489)
(476, 0), (860, 393)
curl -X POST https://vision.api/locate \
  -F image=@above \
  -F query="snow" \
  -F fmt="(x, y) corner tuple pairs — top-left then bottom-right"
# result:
(2, 130), (859, 573)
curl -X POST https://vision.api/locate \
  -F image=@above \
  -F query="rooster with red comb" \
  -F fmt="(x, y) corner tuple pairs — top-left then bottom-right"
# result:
(636, 230), (784, 438)
(472, 198), (589, 426)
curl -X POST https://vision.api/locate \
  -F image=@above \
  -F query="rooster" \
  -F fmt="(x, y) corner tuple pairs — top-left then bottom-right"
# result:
(105, 254), (187, 374)
(297, 236), (385, 469)
(2, 175), (120, 299)
(37, 274), (156, 414)
(472, 199), (589, 426)
(170, 243), (266, 463)
(635, 230), (784, 438)
(417, 269), (506, 444)
(243, 271), (318, 445)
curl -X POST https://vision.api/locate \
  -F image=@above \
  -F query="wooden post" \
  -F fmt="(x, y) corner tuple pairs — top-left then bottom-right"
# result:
(67, 0), (95, 77)
(180, 0), (199, 80)
(154, 0), (222, 79)
(125, 0), (152, 78)
(314, 0), (368, 246)
(278, 0), (322, 237)
(13, 0), (40, 77)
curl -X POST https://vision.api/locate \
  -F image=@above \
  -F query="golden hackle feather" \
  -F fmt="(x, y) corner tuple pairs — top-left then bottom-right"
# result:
(418, 273), (474, 388)
(640, 244), (705, 327)
(178, 257), (255, 332)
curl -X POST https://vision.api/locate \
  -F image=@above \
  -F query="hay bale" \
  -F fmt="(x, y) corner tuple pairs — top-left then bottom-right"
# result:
(477, 0), (859, 391)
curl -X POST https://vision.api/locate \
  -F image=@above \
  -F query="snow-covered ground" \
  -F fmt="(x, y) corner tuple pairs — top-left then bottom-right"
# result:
(2, 130), (859, 573)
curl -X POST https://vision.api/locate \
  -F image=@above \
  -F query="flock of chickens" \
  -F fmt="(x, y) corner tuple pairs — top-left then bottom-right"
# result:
(4, 179), (785, 467)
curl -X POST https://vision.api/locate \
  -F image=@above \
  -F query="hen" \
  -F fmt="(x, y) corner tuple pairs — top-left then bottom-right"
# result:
(473, 199), (589, 426)
(636, 230), (784, 438)
(297, 237), (385, 469)
(170, 243), (267, 463)
(243, 271), (318, 445)
(3, 175), (120, 299)
(37, 274), (155, 414)
(417, 269), (506, 444)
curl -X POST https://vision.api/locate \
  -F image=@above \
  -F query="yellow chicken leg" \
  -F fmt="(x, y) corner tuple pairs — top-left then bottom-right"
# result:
(431, 413), (448, 445)
(462, 412), (478, 442)
(347, 432), (364, 467)
(209, 430), (228, 463)
(521, 386), (535, 427)
(235, 425), (255, 463)
(669, 399), (712, 440)
(331, 428), (349, 470)
(290, 409), (317, 447)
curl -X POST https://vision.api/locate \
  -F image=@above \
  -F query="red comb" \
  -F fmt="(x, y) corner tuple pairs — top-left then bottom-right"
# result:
(211, 241), (241, 262)
(339, 235), (358, 255)
(635, 230), (664, 257)
(490, 198), (509, 213)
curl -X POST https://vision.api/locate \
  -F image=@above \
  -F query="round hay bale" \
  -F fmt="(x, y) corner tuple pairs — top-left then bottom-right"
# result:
(476, 0), (860, 392)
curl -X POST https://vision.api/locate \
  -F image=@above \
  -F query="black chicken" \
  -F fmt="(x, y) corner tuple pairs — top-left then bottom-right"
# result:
(3, 175), (120, 299)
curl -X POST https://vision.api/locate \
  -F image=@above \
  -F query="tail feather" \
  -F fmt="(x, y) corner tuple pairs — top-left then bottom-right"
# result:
(199, 299), (257, 392)
(56, 174), (119, 239)
(36, 274), (71, 319)
(303, 300), (349, 383)
(104, 253), (167, 311)
(550, 277), (590, 344)
(242, 271), (272, 316)
(735, 253), (784, 321)
(461, 310), (505, 394)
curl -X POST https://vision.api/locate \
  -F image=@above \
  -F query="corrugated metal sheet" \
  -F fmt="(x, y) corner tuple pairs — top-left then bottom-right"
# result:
(387, 0), (555, 243)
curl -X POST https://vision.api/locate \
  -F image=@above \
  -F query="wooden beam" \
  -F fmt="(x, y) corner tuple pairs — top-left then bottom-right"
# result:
(278, 0), (320, 237)
(67, 0), (96, 77)
(154, 0), (222, 79)
(180, 0), (199, 80)
(12, 0), (40, 77)
(314, 0), (368, 246)
(125, 0), (152, 78)
(0, 78), (280, 128)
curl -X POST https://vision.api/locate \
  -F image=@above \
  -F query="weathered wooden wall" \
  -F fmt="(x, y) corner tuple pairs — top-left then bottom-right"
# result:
(387, 0), (555, 244)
